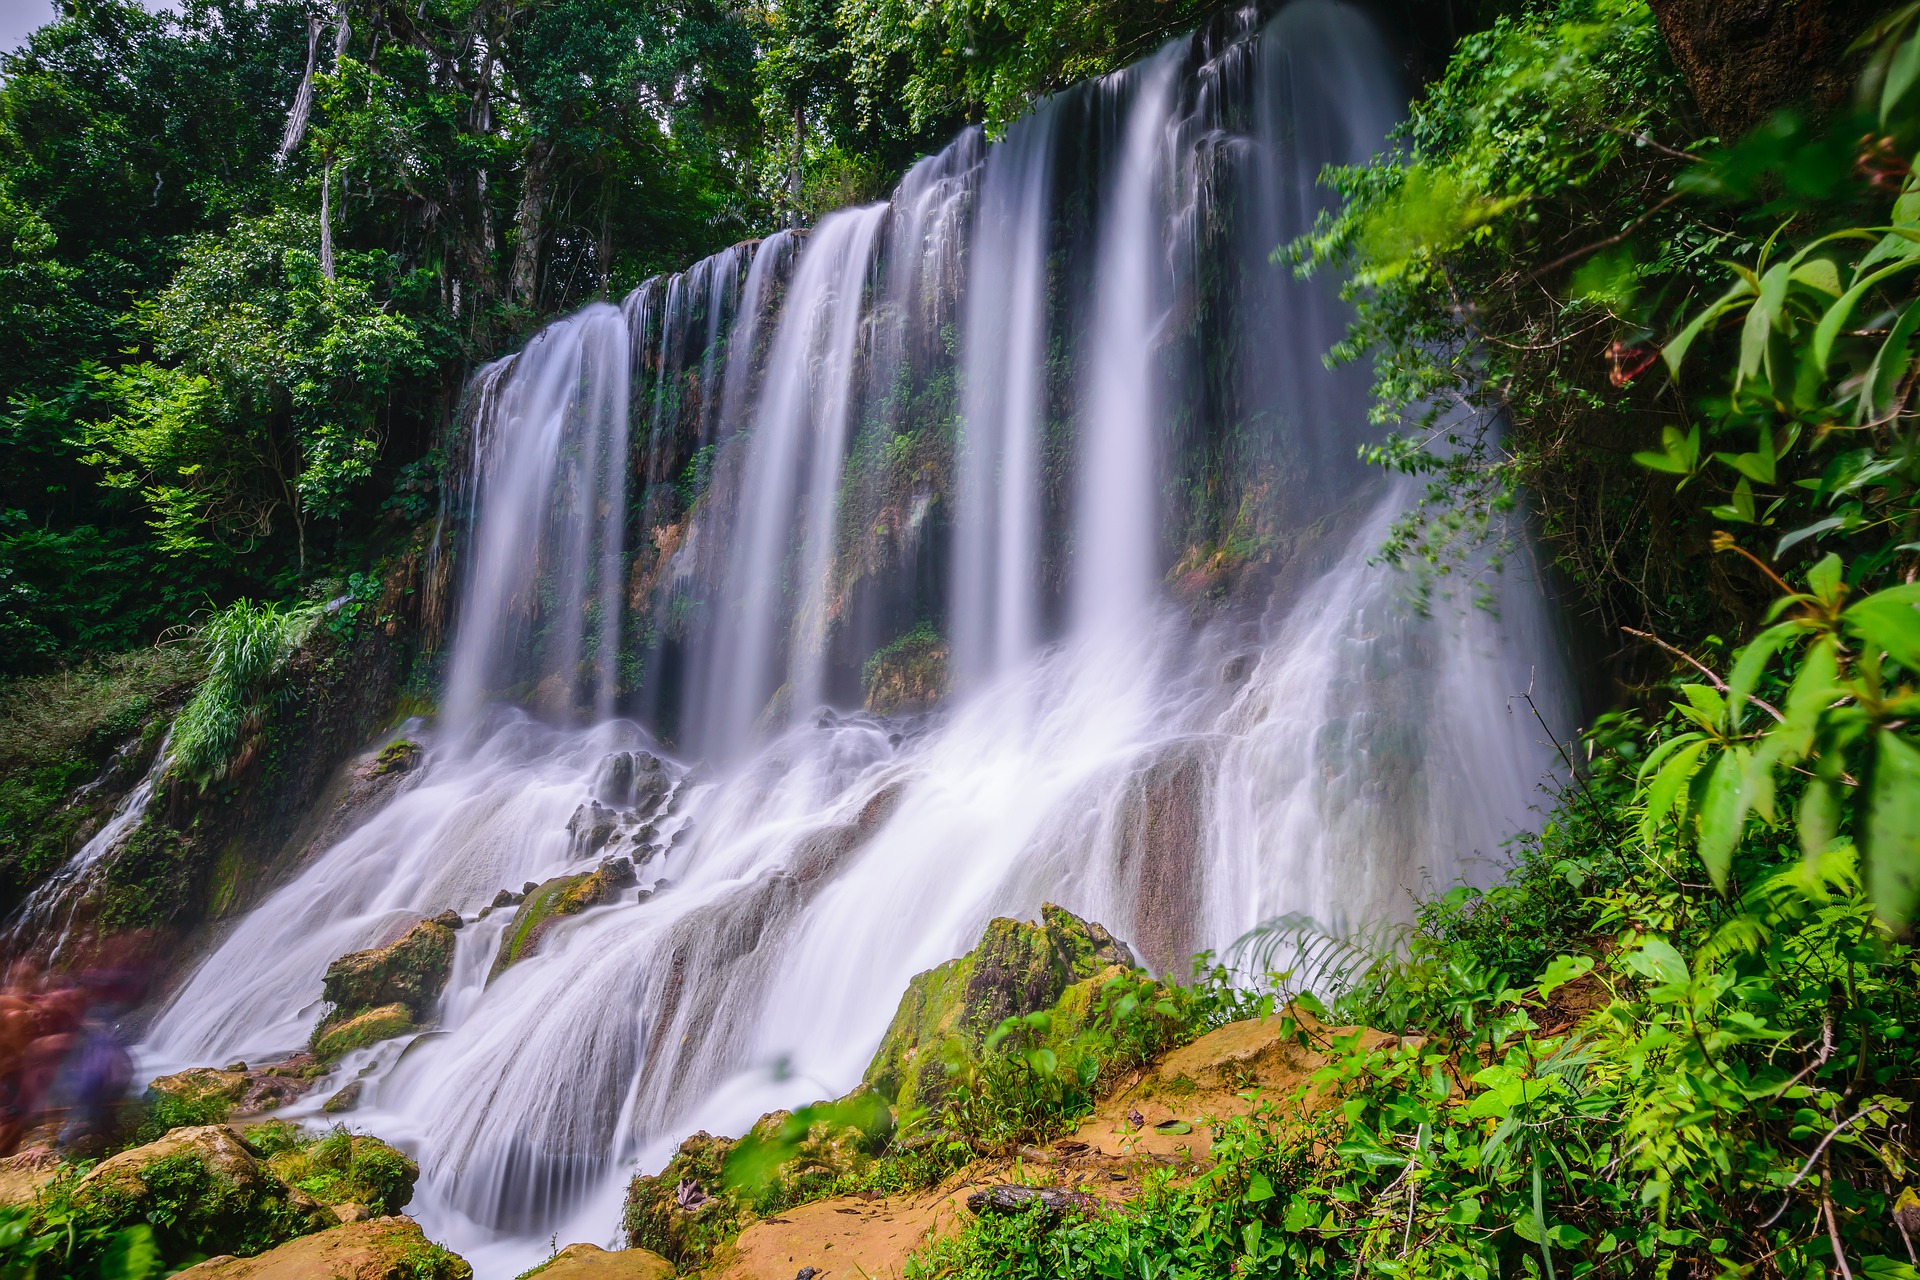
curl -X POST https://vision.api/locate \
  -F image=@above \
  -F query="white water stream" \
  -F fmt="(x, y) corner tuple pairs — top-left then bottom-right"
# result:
(139, 5), (1571, 1274)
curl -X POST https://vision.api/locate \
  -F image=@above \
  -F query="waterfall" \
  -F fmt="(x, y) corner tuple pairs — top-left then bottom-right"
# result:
(141, 5), (1573, 1273)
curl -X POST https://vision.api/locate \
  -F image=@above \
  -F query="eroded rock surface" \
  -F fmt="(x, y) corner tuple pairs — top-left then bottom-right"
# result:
(169, 1216), (470, 1280)
(489, 859), (635, 977)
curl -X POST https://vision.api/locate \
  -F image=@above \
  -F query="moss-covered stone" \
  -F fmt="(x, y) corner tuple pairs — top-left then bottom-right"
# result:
(489, 862), (632, 978)
(261, 1130), (418, 1216)
(862, 622), (948, 714)
(60, 1124), (335, 1259)
(168, 1215), (471, 1280)
(312, 1003), (414, 1064)
(619, 1131), (740, 1270)
(321, 918), (456, 1022)
(861, 903), (1137, 1113)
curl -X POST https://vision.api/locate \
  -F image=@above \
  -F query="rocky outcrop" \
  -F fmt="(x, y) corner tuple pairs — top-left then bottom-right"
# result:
(522, 1242), (674, 1280)
(169, 1216), (470, 1280)
(258, 1130), (418, 1218)
(308, 916), (456, 1060)
(148, 1058), (325, 1119)
(68, 1125), (335, 1258)
(863, 903), (1137, 1114)
(321, 918), (457, 1021)
(489, 859), (636, 978)
(862, 624), (948, 714)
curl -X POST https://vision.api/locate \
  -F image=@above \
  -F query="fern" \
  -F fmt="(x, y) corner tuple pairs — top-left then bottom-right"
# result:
(169, 599), (319, 788)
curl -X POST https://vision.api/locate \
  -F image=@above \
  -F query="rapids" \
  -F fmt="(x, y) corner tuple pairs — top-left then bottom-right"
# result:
(141, 3), (1572, 1271)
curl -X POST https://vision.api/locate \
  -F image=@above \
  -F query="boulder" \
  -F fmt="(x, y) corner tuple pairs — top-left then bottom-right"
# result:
(619, 1131), (740, 1269)
(522, 1242), (674, 1280)
(70, 1125), (334, 1258)
(168, 1216), (471, 1280)
(566, 801), (621, 858)
(489, 863), (631, 978)
(311, 917), (455, 1060)
(863, 903), (1137, 1113)
(150, 1057), (325, 1119)
(261, 1131), (418, 1217)
(320, 919), (457, 1022)
(312, 1004), (413, 1064)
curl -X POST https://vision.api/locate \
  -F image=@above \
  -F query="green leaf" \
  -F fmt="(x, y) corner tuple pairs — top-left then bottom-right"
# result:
(1625, 936), (1689, 988)
(1866, 730), (1920, 925)
(1777, 516), (1845, 557)
(1807, 554), (1844, 605)
(1663, 283), (1752, 375)
(1864, 296), (1920, 420)
(1642, 737), (1711, 846)
(1790, 257), (1842, 297)
(1727, 621), (1805, 721)
(1246, 1171), (1275, 1203)
(1538, 954), (1594, 1000)
(1885, 31), (1920, 125)
(1844, 583), (1920, 672)
(1738, 263), (1791, 387)
(1696, 747), (1756, 890)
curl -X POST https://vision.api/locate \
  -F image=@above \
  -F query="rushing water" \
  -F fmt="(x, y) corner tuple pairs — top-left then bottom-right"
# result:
(141, 4), (1571, 1274)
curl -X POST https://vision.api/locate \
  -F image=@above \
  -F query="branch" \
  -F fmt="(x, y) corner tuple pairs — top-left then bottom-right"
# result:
(1524, 193), (1686, 284)
(1758, 1103), (1889, 1228)
(1622, 626), (1786, 723)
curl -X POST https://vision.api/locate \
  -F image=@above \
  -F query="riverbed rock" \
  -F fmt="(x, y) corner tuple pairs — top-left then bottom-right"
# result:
(489, 862), (631, 978)
(261, 1131), (418, 1217)
(522, 1242), (674, 1280)
(168, 1216), (471, 1280)
(567, 801), (621, 858)
(320, 918), (457, 1022)
(69, 1124), (335, 1257)
(862, 903), (1138, 1114)
(149, 1057), (325, 1119)
(312, 1003), (414, 1064)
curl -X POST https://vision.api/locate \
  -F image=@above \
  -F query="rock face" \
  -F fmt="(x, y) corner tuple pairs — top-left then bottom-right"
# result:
(71, 1125), (335, 1259)
(522, 1242), (674, 1280)
(863, 903), (1137, 1114)
(310, 916), (456, 1060)
(168, 1216), (471, 1280)
(489, 860), (635, 978)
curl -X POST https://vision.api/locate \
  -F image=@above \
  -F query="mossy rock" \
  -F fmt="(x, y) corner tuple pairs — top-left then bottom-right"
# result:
(321, 918), (456, 1022)
(862, 903), (1137, 1113)
(862, 623), (948, 714)
(490, 863), (630, 978)
(148, 1066), (251, 1112)
(619, 1131), (741, 1270)
(169, 1215), (471, 1280)
(370, 738), (421, 776)
(312, 1003), (414, 1064)
(60, 1124), (335, 1260)
(263, 1130), (418, 1216)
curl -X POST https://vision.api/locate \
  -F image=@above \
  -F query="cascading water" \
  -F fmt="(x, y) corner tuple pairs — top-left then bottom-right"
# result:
(141, 4), (1572, 1274)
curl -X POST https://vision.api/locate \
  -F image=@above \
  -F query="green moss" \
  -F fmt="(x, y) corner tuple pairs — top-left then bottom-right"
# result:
(620, 1132), (742, 1270)
(322, 918), (456, 1022)
(265, 1128), (418, 1215)
(208, 838), (244, 917)
(862, 621), (948, 714)
(490, 867), (625, 978)
(312, 1002), (414, 1063)
(93, 818), (194, 930)
(372, 738), (421, 775)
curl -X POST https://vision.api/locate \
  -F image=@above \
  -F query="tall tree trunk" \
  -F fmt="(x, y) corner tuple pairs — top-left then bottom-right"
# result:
(1645, 0), (1873, 137)
(509, 140), (551, 308)
(276, 18), (323, 163)
(320, 161), (335, 280)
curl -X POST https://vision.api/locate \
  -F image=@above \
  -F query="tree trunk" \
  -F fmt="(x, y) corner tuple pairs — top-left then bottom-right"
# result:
(509, 140), (552, 309)
(1645, 0), (1873, 137)
(320, 161), (335, 281)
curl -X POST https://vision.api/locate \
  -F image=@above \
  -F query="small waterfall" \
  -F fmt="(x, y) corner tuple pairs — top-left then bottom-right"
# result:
(6, 731), (171, 961)
(141, 5), (1575, 1272)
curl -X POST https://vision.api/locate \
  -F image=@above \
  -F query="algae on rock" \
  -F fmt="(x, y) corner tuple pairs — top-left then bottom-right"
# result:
(489, 860), (634, 978)
(862, 902), (1137, 1114)
(309, 914), (456, 1060)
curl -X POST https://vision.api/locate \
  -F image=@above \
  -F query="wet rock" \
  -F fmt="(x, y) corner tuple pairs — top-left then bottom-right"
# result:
(620, 1132), (739, 1269)
(489, 863), (632, 978)
(261, 1131), (418, 1217)
(1114, 740), (1214, 975)
(593, 751), (673, 815)
(320, 918), (457, 1023)
(863, 904), (1139, 1114)
(71, 1124), (335, 1256)
(369, 739), (421, 777)
(312, 1003), (413, 1064)
(167, 1216), (471, 1280)
(490, 888), (522, 910)
(322, 1081), (363, 1114)
(310, 918), (455, 1060)
(1220, 654), (1254, 685)
(521, 1242), (674, 1280)
(428, 908), (462, 930)
(330, 1202), (371, 1223)
(567, 801), (621, 858)
(862, 625), (949, 714)
(965, 1185), (1095, 1219)
(522, 881), (538, 895)
(149, 1058), (323, 1119)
